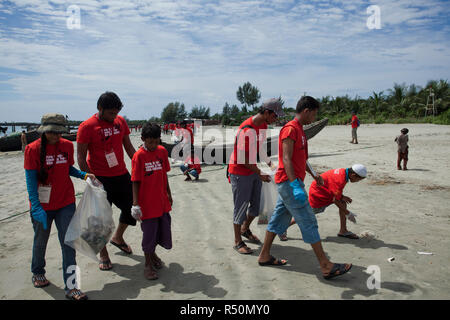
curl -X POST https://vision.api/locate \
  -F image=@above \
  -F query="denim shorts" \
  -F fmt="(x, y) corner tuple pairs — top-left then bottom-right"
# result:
(267, 180), (321, 244)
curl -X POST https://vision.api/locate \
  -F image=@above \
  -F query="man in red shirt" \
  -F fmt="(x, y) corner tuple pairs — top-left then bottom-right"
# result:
(258, 96), (352, 280)
(77, 92), (137, 271)
(350, 111), (359, 144)
(282, 165), (367, 240)
(229, 98), (282, 255)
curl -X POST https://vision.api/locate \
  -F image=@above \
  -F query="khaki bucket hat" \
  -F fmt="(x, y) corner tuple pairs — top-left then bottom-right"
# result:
(37, 113), (69, 133)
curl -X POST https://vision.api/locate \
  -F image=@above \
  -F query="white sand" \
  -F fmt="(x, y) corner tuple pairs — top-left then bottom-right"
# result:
(0, 123), (449, 299)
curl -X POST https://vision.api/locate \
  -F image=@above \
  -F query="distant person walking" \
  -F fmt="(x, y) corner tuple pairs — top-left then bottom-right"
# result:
(228, 98), (283, 255)
(24, 113), (95, 300)
(21, 130), (27, 152)
(77, 91), (137, 271)
(258, 96), (352, 280)
(395, 128), (409, 170)
(350, 111), (359, 144)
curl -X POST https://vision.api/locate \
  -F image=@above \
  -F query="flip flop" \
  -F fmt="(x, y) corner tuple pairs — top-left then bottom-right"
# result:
(323, 263), (352, 280)
(338, 232), (359, 239)
(110, 240), (133, 254)
(258, 255), (287, 266)
(233, 241), (253, 254)
(241, 229), (261, 244)
(99, 259), (113, 271)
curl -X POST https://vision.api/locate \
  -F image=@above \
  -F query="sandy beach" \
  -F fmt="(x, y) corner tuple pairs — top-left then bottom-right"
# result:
(0, 123), (449, 300)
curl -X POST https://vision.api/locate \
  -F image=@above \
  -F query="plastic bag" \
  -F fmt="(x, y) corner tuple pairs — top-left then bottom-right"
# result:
(258, 169), (278, 224)
(64, 178), (115, 261)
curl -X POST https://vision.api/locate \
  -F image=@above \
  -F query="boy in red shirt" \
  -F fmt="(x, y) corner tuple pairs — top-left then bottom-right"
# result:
(180, 150), (201, 181)
(131, 122), (173, 280)
(281, 165), (367, 240)
(258, 96), (352, 280)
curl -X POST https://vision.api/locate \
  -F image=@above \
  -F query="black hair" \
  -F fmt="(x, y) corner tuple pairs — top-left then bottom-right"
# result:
(347, 167), (355, 175)
(97, 91), (123, 111)
(258, 107), (275, 115)
(401, 128), (409, 134)
(296, 96), (320, 113)
(141, 122), (161, 139)
(38, 133), (48, 184)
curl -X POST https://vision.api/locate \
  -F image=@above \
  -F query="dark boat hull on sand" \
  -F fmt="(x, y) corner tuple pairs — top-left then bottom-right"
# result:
(0, 131), (77, 152)
(162, 118), (328, 164)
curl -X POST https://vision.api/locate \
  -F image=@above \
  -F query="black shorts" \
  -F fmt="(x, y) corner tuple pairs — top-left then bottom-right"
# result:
(96, 173), (136, 226)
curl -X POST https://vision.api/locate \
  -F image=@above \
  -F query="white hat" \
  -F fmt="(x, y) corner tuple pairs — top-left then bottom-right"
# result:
(352, 164), (367, 178)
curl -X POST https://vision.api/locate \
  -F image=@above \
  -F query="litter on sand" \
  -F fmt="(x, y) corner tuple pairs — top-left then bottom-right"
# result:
(388, 257), (395, 262)
(417, 252), (433, 255)
(359, 230), (377, 240)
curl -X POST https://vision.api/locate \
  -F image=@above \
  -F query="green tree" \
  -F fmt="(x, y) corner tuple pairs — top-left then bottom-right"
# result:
(161, 102), (187, 123)
(189, 105), (210, 119)
(222, 102), (231, 117)
(236, 82), (261, 112)
(230, 104), (240, 118)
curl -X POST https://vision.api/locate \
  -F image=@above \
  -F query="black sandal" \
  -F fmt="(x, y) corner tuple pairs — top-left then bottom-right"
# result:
(99, 259), (113, 271)
(258, 256), (287, 266)
(233, 241), (253, 254)
(323, 263), (352, 280)
(241, 229), (261, 243)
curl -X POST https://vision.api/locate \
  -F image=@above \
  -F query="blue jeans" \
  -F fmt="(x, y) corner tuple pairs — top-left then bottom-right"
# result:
(267, 180), (321, 244)
(31, 203), (77, 292)
(180, 165), (199, 179)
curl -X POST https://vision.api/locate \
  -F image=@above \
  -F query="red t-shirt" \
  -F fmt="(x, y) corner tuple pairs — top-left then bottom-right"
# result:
(77, 114), (130, 177)
(163, 124), (169, 131)
(185, 155), (201, 174)
(24, 138), (76, 211)
(351, 115), (359, 128)
(275, 118), (308, 184)
(169, 123), (176, 131)
(309, 168), (348, 208)
(131, 145), (171, 220)
(228, 117), (268, 176)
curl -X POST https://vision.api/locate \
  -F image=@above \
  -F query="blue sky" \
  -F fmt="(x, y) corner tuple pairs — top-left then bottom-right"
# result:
(0, 0), (449, 122)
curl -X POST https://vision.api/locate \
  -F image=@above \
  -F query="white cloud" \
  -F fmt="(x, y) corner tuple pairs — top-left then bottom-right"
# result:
(0, 0), (449, 121)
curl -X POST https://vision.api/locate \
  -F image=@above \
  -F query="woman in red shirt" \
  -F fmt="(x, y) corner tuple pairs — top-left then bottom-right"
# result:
(24, 114), (95, 300)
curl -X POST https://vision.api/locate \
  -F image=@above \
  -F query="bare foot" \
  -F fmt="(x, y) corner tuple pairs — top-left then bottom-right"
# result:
(144, 266), (158, 280)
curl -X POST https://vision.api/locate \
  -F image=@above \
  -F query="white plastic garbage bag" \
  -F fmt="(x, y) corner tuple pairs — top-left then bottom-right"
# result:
(258, 169), (278, 225)
(65, 178), (115, 261)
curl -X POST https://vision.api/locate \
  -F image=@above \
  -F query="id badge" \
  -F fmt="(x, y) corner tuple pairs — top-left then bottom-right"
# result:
(38, 185), (52, 204)
(105, 150), (119, 168)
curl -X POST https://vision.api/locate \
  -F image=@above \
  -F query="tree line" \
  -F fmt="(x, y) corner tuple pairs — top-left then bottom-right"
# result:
(133, 79), (450, 126)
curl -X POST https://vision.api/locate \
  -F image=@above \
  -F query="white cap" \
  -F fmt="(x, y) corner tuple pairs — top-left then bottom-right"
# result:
(352, 164), (367, 178)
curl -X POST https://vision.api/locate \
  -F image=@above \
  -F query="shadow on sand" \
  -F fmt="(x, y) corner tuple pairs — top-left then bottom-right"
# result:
(264, 243), (415, 299)
(322, 236), (408, 250)
(43, 254), (227, 300)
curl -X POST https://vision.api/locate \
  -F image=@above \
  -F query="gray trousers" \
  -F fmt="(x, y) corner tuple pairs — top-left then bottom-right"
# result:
(230, 173), (262, 225)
